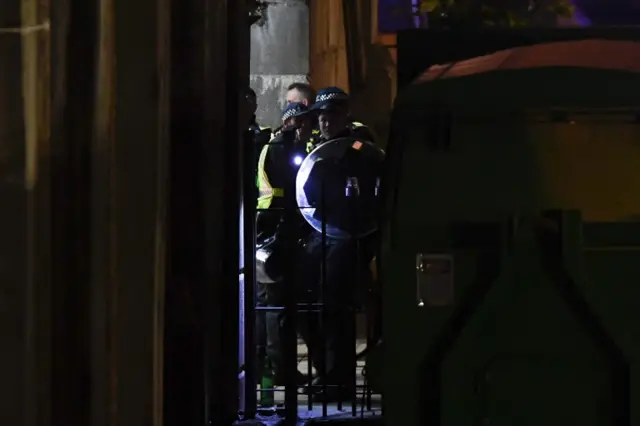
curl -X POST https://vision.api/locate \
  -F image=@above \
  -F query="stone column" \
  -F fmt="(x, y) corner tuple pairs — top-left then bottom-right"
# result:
(250, 0), (310, 128)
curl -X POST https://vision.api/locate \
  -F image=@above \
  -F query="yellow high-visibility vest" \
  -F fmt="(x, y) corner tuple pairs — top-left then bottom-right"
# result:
(306, 130), (320, 153)
(258, 123), (372, 208)
(256, 142), (284, 210)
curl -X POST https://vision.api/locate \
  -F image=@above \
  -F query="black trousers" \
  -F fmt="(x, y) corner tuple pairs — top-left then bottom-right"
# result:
(256, 279), (286, 377)
(256, 232), (374, 384)
(296, 232), (374, 388)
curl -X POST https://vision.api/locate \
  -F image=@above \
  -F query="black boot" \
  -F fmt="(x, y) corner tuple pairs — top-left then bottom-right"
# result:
(309, 375), (355, 403)
(273, 369), (310, 387)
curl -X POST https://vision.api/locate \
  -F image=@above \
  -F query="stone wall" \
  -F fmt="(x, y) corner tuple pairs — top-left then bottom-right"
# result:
(249, 0), (398, 141)
(250, 0), (310, 128)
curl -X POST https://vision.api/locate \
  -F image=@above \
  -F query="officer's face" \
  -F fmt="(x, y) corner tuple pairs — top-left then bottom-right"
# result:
(318, 109), (349, 140)
(286, 89), (311, 107)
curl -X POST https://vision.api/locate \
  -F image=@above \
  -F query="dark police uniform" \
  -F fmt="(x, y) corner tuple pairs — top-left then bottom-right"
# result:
(255, 103), (311, 383)
(298, 87), (378, 402)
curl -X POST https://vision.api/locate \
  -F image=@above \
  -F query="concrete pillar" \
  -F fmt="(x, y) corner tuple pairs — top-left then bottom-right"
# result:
(250, 0), (310, 128)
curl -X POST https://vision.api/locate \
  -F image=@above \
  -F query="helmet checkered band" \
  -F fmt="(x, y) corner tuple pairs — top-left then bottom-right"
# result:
(282, 108), (297, 121)
(315, 92), (349, 102)
(281, 104), (307, 121)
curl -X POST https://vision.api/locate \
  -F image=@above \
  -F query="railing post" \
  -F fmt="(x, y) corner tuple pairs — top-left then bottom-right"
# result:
(242, 122), (258, 419)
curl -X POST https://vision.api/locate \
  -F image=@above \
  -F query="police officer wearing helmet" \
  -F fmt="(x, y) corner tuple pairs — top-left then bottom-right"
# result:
(285, 83), (319, 142)
(308, 86), (376, 150)
(296, 86), (381, 402)
(255, 102), (313, 385)
(257, 102), (314, 211)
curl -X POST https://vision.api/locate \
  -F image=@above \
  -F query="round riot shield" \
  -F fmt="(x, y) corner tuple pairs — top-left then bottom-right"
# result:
(296, 137), (385, 239)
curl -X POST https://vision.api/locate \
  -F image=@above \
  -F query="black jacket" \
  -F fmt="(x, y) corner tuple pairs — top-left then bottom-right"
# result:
(257, 129), (309, 244)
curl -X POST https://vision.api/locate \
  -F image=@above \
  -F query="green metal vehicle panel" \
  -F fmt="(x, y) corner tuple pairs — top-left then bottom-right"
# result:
(382, 37), (640, 425)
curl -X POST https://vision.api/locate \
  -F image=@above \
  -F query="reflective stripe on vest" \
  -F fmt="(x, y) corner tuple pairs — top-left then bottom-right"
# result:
(306, 139), (315, 154)
(256, 143), (284, 210)
(306, 129), (321, 153)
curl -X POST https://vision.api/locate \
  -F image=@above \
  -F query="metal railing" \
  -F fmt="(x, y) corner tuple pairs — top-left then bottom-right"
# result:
(239, 134), (382, 423)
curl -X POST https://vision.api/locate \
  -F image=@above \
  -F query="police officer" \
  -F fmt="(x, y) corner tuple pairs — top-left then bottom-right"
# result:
(255, 102), (313, 385)
(286, 82), (316, 107)
(284, 82), (318, 142)
(257, 102), (314, 211)
(308, 86), (376, 150)
(246, 87), (272, 170)
(298, 87), (379, 402)
(283, 83), (322, 151)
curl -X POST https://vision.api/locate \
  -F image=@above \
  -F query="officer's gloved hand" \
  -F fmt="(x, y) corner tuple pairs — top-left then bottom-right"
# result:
(278, 126), (297, 142)
(279, 124), (308, 148)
